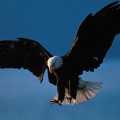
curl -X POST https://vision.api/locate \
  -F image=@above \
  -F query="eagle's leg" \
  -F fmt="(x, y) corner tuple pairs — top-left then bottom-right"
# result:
(66, 80), (72, 103)
(56, 80), (65, 105)
(66, 78), (78, 105)
(49, 79), (65, 106)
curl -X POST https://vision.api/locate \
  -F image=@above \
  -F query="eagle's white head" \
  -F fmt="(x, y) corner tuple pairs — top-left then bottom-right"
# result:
(47, 56), (63, 73)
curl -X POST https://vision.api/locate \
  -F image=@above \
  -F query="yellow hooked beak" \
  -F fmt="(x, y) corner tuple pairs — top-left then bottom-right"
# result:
(49, 66), (54, 73)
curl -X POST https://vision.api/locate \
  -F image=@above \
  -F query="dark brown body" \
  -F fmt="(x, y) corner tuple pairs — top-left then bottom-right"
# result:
(52, 65), (79, 102)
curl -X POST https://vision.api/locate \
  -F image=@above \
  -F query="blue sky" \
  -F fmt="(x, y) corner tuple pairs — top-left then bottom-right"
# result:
(0, 0), (119, 57)
(0, 0), (120, 120)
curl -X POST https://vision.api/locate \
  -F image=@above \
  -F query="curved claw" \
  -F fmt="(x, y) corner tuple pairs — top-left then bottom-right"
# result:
(50, 99), (62, 106)
(66, 96), (72, 100)
(66, 96), (72, 105)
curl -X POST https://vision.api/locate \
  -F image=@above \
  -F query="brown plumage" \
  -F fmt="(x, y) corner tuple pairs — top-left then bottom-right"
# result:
(0, 1), (120, 106)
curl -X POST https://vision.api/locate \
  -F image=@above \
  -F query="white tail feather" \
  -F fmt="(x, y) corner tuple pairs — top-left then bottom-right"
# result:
(52, 77), (102, 106)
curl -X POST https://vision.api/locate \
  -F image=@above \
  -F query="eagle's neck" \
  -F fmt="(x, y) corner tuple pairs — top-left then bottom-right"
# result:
(47, 56), (63, 73)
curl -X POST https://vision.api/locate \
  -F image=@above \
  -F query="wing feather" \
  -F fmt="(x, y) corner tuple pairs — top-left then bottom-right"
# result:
(62, 1), (120, 75)
(0, 38), (52, 82)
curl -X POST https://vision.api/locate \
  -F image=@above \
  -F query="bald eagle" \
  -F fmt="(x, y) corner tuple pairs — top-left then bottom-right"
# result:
(0, 1), (120, 106)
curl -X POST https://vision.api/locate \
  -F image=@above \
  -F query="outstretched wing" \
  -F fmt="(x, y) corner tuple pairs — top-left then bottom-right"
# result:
(62, 1), (120, 76)
(0, 38), (52, 82)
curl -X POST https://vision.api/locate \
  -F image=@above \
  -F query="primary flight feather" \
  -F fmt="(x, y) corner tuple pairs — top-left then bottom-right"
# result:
(0, 1), (120, 106)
